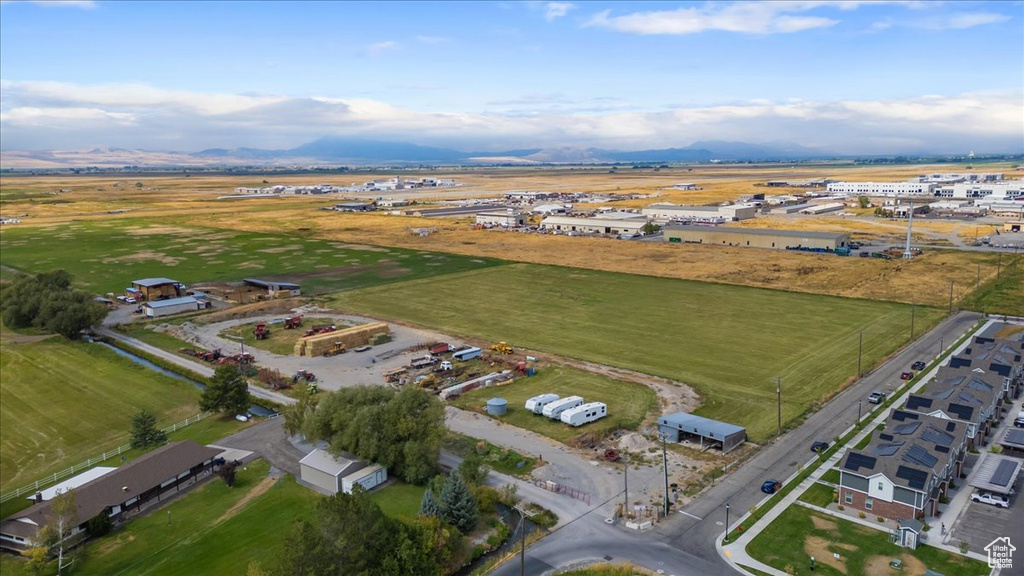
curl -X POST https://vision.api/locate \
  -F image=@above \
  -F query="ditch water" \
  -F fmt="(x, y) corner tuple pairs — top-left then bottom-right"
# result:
(452, 503), (542, 576)
(93, 339), (278, 417)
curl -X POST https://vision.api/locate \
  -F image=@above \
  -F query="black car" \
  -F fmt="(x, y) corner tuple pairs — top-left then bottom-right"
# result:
(811, 441), (829, 453)
(911, 361), (926, 371)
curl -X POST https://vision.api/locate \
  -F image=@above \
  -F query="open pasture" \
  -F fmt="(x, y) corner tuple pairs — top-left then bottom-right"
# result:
(334, 264), (945, 441)
(0, 219), (502, 295)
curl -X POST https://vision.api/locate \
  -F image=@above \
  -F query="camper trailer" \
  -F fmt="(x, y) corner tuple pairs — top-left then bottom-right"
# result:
(452, 347), (483, 362)
(560, 402), (608, 427)
(525, 394), (560, 414)
(542, 396), (584, 420)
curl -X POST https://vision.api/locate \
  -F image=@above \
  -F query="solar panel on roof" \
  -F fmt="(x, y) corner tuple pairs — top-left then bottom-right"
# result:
(843, 453), (877, 472)
(991, 460), (1016, 487)
(902, 445), (938, 468)
(1004, 429), (1024, 446)
(948, 404), (975, 420)
(891, 411), (914, 421)
(906, 396), (932, 410)
(879, 433), (894, 441)
(950, 358), (971, 368)
(990, 364), (1010, 376)
(893, 422), (921, 435)
(946, 422), (956, 432)
(965, 378), (993, 392)
(932, 388), (956, 400)
(896, 466), (929, 490)
(873, 443), (903, 457)
(920, 427), (954, 446)
(934, 445), (950, 453)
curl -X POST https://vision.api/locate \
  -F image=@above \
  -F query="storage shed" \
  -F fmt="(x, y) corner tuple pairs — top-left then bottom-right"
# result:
(130, 278), (183, 301)
(486, 398), (508, 415)
(142, 296), (206, 318)
(243, 278), (301, 298)
(299, 449), (366, 495)
(658, 412), (746, 454)
(341, 464), (388, 494)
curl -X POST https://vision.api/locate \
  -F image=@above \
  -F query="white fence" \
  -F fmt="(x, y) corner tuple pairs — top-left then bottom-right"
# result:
(0, 412), (210, 504)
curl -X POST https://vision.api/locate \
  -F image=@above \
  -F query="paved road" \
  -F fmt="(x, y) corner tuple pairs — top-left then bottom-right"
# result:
(496, 311), (982, 574)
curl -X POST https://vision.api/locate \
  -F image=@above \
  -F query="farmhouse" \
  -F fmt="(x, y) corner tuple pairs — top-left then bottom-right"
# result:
(243, 278), (302, 298)
(0, 441), (221, 553)
(130, 278), (183, 301)
(142, 296), (207, 318)
(838, 410), (967, 520)
(642, 203), (756, 222)
(476, 210), (526, 227)
(663, 226), (850, 251)
(540, 215), (647, 235)
(658, 412), (746, 454)
(299, 449), (387, 496)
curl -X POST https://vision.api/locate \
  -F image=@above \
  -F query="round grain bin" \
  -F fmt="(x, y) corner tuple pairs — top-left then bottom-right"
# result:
(486, 398), (508, 416)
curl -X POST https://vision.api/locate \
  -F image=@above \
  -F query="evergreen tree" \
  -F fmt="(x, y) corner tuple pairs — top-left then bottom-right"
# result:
(200, 365), (251, 414)
(129, 409), (167, 449)
(439, 473), (477, 534)
(419, 486), (440, 518)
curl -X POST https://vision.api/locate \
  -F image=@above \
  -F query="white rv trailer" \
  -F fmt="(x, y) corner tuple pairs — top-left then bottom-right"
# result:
(525, 393), (560, 414)
(560, 402), (608, 427)
(542, 396), (584, 419)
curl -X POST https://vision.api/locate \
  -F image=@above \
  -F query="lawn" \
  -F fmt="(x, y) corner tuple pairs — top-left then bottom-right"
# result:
(797, 483), (837, 507)
(443, 432), (539, 477)
(334, 264), (944, 441)
(960, 253), (1024, 317)
(370, 482), (427, 523)
(451, 366), (657, 444)
(0, 219), (503, 296)
(748, 506), (987, 576)
(219, 316), (348, 356)
(0, 330), (204, 490)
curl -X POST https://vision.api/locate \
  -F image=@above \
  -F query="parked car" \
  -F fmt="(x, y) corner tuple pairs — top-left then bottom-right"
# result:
(1014, 412), (1024, 428)
(811, 441), (829, 453)
(911, 361), (926, 371)
(868, 391), (886, 404)
(125, 297), (137, 304)
(116, 295), (128, 303)
(761, 479), (782, 494)
(971, 491), (1009, 508)
(353, 345), (372, 353)
(900, 371), (913, 380)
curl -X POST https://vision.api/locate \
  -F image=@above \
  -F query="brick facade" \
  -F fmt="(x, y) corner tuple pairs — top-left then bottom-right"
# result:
(841, 488), (923, 520)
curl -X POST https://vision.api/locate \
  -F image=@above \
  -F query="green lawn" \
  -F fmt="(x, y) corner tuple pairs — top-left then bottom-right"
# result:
(370, 482), (427, 523)
(334, 264), (944, 441)
(960, 253), (1024, 317)
(797, 483), (836, 507)
(0, 332), (204, 490)
(443, 432), (539, 477)
(748, 506), (986, 576)
(451, 366), (657, 444)
(0, 219), (503, 295)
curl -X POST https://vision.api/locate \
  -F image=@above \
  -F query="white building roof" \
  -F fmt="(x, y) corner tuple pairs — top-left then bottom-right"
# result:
(299, 449), (361, 476)
(144, 296), (199, 309)
(27, 467), (117, 502)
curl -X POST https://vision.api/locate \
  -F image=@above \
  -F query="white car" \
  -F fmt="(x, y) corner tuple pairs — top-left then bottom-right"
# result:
(971, 491), (1009, 508)
(125, 297), (137, 304)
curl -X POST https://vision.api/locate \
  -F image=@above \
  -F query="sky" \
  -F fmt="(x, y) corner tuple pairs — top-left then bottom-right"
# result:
(1, 0), (1022, 154)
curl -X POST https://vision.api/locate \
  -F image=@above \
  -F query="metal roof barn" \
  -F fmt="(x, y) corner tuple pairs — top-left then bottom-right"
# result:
(658, 412), (746, 454)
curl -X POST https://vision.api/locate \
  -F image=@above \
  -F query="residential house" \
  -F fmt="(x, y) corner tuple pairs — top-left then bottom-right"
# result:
(903, 366), (1001, 446)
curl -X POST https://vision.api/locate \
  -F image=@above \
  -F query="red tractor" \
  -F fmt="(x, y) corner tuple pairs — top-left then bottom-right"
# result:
(254, 323), (270, 340)
(284, 315), (303, 329)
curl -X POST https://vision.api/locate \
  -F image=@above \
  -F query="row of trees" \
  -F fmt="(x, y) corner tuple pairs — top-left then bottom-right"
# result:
(285, 386), (445, 484)
(1, 270), (106, 339)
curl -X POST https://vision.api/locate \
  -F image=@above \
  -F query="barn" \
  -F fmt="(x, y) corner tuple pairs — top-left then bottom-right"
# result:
(658, 412), (746, 454)
(299, 449), (387, 495)
(142, 296), (207, 318)
(130, 278), (183, 301)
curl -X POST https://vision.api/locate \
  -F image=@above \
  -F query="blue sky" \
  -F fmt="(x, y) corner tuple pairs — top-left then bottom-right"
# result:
(1, 0), (1022, 153)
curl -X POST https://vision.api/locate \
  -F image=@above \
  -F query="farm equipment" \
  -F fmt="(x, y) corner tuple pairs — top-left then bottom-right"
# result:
(304, 324), (337, 337)
(217, 352), (255, 366)
(254, 323), (270, 340)
(292, 369), (317, 384)
(258, 367), (292, 390)
(490, 341), (514, 354)
(284, 315), (303, 329)
(416, 374), (438, 389)
(410, 355), (436, 369)
(181, 347), (223, 362)
(428, 342), (451, 355)
(323, 342), (347, 357)
(384, 367), (407, 383)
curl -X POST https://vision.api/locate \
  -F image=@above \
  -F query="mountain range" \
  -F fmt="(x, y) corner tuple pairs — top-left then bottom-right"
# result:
(0, 137), (835, 169)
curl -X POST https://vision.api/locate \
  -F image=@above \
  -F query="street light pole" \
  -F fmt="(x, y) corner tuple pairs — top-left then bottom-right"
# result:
(948, 279), (954, 314)
(858, 400), (862, 423)
(661, 433), (670, 518)
(514, 504), (535, 576)
(725, 503), (731, 543)
(623, 456), (629, 518)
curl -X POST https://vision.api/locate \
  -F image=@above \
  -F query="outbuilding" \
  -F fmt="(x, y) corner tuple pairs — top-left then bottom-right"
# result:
(969, 455), (1022, 495)
(142, 296), (206, 318)
(476, 210), (526, 227)
(299, 449), (367, 495)
(341, 464), (388, 494)
(130, 278), (183, 301)
(658, 412), (746, 454)
(243, 278), (302, 298)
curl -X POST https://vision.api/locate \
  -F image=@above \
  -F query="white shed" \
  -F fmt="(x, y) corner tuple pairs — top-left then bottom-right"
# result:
(299, 449), (366, 495)
(142, 296), (204, 318)
(342, 464), (388, 494)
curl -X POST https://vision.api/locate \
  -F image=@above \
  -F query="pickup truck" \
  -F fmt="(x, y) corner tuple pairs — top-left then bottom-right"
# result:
(868, 391), (886, 404)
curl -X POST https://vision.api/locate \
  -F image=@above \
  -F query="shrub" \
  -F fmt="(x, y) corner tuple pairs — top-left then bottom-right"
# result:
(877, 516), (885, 523)
(858, 512), (866, 519)
(959, 541), (970, 554)
(837, 505), (845, 511)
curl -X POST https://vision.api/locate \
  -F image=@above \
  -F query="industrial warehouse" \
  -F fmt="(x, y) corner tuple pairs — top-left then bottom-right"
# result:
(663, 226), (851, 251)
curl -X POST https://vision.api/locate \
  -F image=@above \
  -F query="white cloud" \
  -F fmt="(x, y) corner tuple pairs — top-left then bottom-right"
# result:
(0, 0), (97, 8)
(917, 12), (1011, 30)
(544, 2), (574, 22)
(365, 41), (400, 55)
(584, 3), (840, 35)
(0, 80), (1020, 154)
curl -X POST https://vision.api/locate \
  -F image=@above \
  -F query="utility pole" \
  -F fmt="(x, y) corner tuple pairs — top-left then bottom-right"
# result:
(857, 331), (863, 377)
(661, 433), (670, 518)
(939, 337), (944, 356)
(514, 504), (536, 576)
(858, 400), (862, 423)
(948, 280), (954, 314)
(623, 456), (629, 518)
(777, 377), (782, 437)
(976, 264), (981, 289)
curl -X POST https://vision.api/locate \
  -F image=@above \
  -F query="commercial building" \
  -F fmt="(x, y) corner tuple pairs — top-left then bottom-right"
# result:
(917, 173), (1003, 184)
(798, 202), (844, 215)
(299, 449), (387, 496)
(663, 226), (850, 251)
(142, 296), (207, 318)
(658, 412), (746, 454)
(838, 410), (967, 520)
(937, 182), (1022, 200)
(771, 203), (814, 214)
(1, 441), (221, 552)
(539, 215), (648, 235)
(333, 202), (376, 212)
(130, 278), (184, 301)
(642, 204), (756, 222)
(673, 183), (699, 190)
(827, 182), (935, 197)
(476, 210), (526, 227)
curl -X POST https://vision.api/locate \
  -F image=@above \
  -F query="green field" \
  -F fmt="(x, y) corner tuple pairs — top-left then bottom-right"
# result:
(0, 330), (205, 490)
(334, 264), (944, 441)
(748, 506), (986, 576)
(0, 219), (503, 295)
(797, 482), (837, 507)
(961, 254), (1024, 317)
(370, 482), (427, 523)
(451, 366), (657, 444)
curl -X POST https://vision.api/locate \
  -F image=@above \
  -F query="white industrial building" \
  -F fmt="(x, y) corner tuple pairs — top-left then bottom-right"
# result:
(299, 449), (387, 495)
(826, 182), (936, 197)
(937, 182), (1023, 200)
(917, 173), (1002, 184)
(799, 202), (845, 215)
(377, 198), (410, 208)
(673, 183), (699, 190)
(476, 210), (526, 227)
(641, 203), (757, 222)
(531, 203), (570, 214)
(540, 216), (647, 235)
(142, 296), (206, 318)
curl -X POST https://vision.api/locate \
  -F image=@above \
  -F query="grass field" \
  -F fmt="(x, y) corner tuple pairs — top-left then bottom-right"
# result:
(797, 482), (837, 507)
(0, 329), (205, 490)
(451, 366), (657, 444)
(443, 433), (539, 477)
(959, 254), (1024, 317)
(370, 482), (427, 523)
(219, 317), (349, 355)
(0, 219), (502, 295)
(748, 506), (986, 576)
(334, 264), (945, 441)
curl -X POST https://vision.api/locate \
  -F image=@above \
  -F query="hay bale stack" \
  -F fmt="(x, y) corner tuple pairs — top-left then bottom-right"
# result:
(294, 323), (391, 357)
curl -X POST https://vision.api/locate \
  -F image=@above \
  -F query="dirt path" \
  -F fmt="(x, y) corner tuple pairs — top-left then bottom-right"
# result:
(215, 471), (282, 525)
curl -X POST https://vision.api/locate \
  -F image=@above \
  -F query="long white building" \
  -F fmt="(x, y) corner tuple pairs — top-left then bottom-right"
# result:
(641, 203), (757, 222)
(826, 182), (935, 196)
(539, 215), (647, 235)
(937, 182), (1023, 200)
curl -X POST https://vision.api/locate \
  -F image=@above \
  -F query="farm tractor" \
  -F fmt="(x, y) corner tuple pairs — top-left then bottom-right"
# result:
(490, 341), (514, 354)
(323, 342), (347, 357)
(284, 315), (303, 329)
(253, 323), (270, 340)
(304, 324), (337, 338)
(292, 369), (317, 384)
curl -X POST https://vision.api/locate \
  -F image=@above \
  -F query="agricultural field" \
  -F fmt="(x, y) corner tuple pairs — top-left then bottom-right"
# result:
(451, 366), (657, 444)
(0, 326), (204, 490)
(959, 254), (1024, 317)
(334, 264), (945, 441)
(748, 506), (987, 576)
(0, 218), (503, 296)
